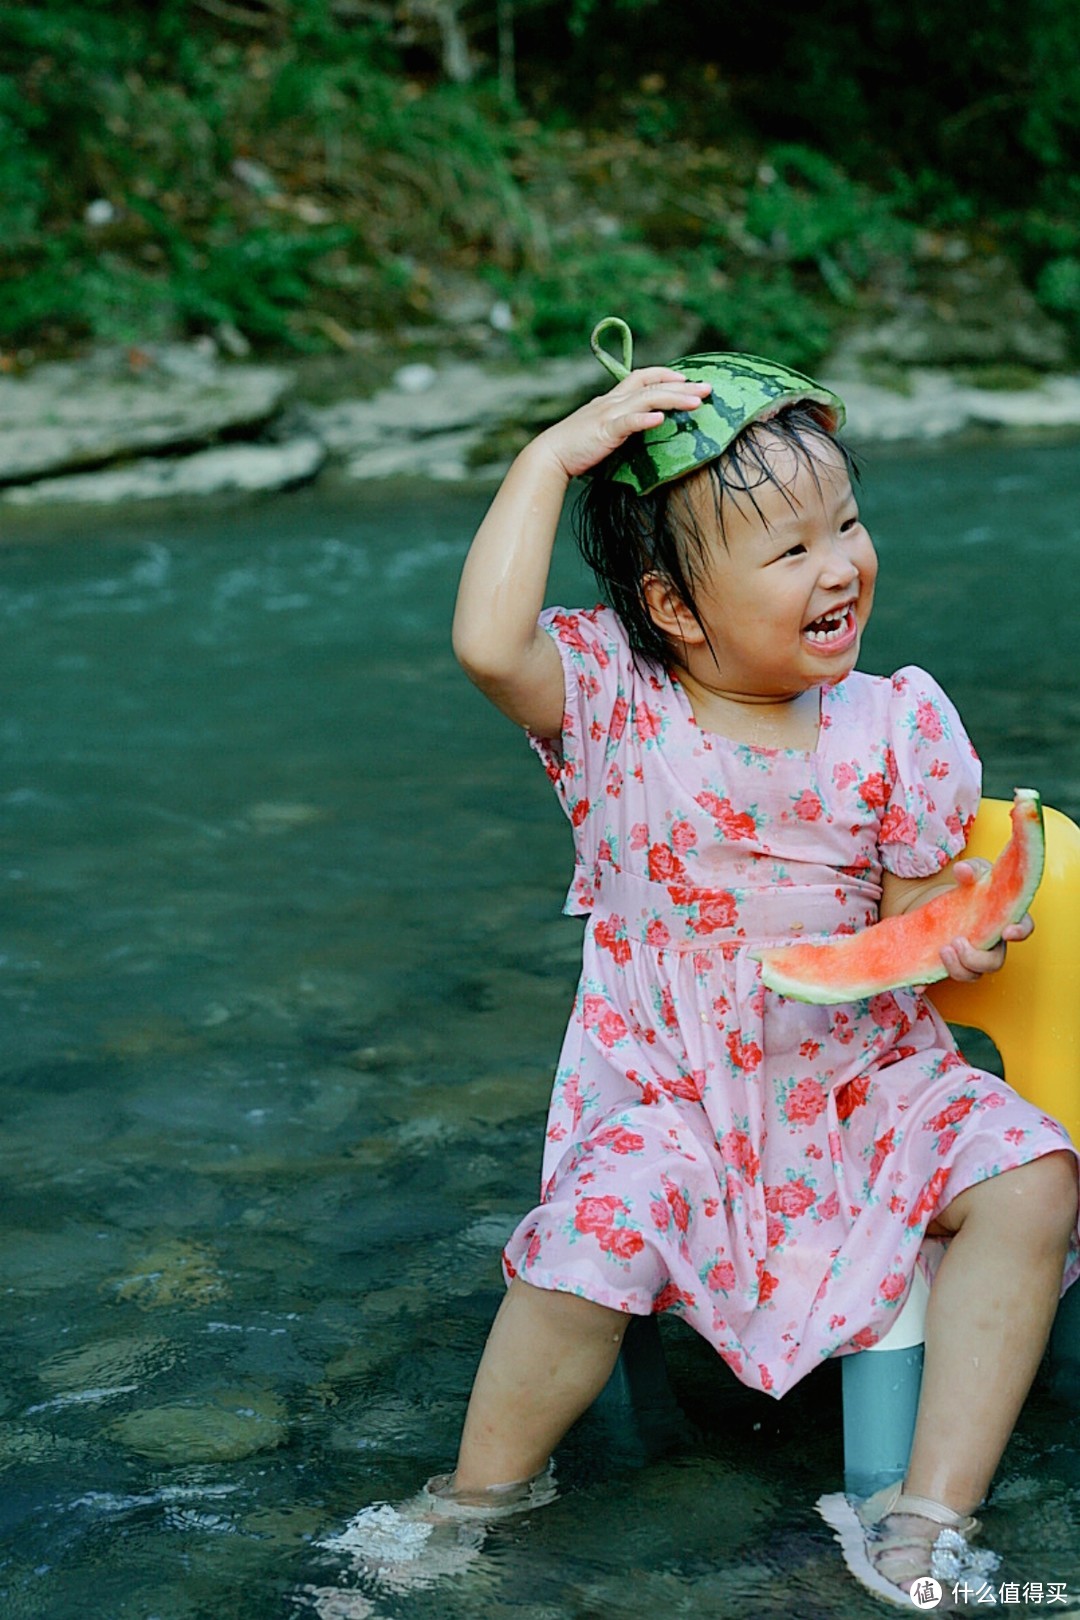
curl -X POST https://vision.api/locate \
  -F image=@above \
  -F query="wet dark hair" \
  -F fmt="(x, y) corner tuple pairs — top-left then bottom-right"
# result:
(573, 401), (859, 670)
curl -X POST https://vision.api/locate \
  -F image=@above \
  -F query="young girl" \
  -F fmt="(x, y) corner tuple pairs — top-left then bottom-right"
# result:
(330, 321), (1080, 1611)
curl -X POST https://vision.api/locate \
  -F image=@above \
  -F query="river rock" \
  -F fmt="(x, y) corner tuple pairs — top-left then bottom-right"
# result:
(2, 434), (326, 505)
(825, 368), (1080, 442)
(106, 1238), (229, 1309)
(110, 1387), (288, 1463)
(310, 353), (598, 480)
(0, 345), (292, 484)
(37, 1334), (179, 1396)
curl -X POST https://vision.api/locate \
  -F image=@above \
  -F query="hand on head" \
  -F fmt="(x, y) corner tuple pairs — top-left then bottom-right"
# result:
(538, 369), (711, 483)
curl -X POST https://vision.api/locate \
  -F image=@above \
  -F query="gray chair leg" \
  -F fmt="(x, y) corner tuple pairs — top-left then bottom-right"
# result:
(1047, 1279), (1080, 1403)
(591, 1314), (694, 1456)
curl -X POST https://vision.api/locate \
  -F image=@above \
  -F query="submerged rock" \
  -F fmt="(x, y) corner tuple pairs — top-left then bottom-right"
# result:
(38, 1334), (179, 1394)
(106, 1238), (229, 1309)
(110, 1387), (288, 1462)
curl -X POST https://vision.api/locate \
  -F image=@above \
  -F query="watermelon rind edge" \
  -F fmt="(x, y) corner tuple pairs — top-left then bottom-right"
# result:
(753, 788), (1044, 1006)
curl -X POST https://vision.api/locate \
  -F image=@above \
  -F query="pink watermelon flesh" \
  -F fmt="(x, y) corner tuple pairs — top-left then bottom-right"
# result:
(754, 788), (1044, 1005)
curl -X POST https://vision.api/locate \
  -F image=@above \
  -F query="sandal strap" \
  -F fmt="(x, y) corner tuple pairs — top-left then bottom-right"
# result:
(893, 1491), (978, 1535)
(859, 1481), (980, 1539)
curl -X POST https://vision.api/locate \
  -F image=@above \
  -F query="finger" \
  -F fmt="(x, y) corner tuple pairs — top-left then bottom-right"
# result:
(618, 367), (710, 389)
(951, 858), (990, 887)
(609, 389), (711, 436)
(610, 377), (712, 412)
(1001, 914), (1034, 943)
(939, 942), (978, 982)
(949, 936), (1007, 979)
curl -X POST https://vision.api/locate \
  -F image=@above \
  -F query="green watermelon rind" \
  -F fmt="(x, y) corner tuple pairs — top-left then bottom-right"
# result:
(600, 351), (846, 497)
(752, 789), (1044, 1006)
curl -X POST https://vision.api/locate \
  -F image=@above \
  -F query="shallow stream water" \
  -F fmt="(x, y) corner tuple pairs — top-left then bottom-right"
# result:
(2, 439), (1080, 1619)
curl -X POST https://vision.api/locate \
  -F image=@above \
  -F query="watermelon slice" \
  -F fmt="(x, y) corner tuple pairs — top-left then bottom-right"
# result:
(753, 788), (1044, 1005)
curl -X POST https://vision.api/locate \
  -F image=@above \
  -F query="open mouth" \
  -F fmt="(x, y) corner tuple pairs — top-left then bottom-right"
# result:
(803, 604), (857, 646)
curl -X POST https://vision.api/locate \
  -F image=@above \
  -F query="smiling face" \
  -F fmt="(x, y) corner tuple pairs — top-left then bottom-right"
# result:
(646, 429), (878, 711)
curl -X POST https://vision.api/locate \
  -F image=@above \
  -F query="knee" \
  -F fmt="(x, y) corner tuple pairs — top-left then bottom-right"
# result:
(506, 1277), (631, 1348)
(1001, 1151), (1078, 1251)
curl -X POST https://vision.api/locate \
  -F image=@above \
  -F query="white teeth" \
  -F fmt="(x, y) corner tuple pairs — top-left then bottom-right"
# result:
(804, 607), (853, 644)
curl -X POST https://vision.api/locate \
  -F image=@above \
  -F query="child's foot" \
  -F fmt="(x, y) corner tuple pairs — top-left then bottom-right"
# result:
(817, 1483), (1001, 1610)
(315, 1468), (556, 1597)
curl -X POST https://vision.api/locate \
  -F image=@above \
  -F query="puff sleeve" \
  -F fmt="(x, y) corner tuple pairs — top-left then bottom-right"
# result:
(878, 665), (982, 878)
(526, 605), (633, 819)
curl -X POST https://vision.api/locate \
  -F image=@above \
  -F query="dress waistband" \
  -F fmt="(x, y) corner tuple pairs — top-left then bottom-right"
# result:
(586, 867), (881, 954)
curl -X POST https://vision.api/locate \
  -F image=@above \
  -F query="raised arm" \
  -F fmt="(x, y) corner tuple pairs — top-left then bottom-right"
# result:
(452, 368), (710, 736)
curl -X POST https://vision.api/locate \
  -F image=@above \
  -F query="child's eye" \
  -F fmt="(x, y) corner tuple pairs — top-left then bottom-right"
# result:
(840, 516), (860, 533)
(781, 543), (807, 559)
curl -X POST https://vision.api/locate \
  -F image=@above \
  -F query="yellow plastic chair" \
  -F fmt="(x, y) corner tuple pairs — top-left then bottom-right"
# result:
(844, 795), (1080, 1492)
(928, 798), (1080, 1143)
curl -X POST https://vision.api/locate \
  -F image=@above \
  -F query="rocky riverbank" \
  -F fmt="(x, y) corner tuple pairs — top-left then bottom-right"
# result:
(4, 260), (1080, 508)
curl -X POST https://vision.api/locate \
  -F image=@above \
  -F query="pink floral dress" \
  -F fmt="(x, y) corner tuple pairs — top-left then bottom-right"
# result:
(502, 605), (1080, 1396)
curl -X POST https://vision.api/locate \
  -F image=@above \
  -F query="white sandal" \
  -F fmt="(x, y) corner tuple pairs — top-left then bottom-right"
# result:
(316, 1467), (557, 1596)
(817, 1481), (1000, 1609)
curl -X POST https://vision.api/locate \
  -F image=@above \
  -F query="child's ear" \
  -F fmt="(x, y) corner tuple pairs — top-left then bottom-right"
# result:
(642, 572), (706, 646)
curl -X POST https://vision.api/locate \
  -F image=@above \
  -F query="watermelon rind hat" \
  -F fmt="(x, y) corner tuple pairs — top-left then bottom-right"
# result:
(589, 316), (846, 496)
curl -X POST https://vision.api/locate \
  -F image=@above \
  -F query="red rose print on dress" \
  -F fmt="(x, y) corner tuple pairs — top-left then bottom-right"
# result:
(581, 993), (629, 1049)
(756, 1262), (779, 1304)
(719, 1128), (761, 1181)
(726, 1029), (763, 1072)
(633, 702), (663, 743)
(694, 791), (758, 840)
(671, 818), (697, 854)
(857, 772), (889, 810)
(793, 789), (824, 821)
(907, 1166), (950, 1227)
(593, 915), (632, 965)
(657, 1069), (706, 1103)
(784, 1076), (828, 1125)
(765, 1177), (817, 1218)
(648, 843), (685, 881)
(590, 1123), (646, 1155)
(707, 1258), (736, 1292)
(654, 1280), (696, 1312)
(573, 1195), (645, 1259)
(880, 804), (920, 846)
(878, 1271), (907, 1303)
(666, 886), (738, 934)
(926, 1094), (976, 1133)
(662, 1177), (691, 1233)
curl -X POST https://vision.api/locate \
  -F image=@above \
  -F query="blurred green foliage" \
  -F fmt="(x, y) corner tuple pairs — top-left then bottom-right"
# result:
(0, 0), (1076, 360)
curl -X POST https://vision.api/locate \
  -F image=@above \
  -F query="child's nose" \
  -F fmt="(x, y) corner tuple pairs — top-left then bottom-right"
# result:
(821, 547), (860, 589)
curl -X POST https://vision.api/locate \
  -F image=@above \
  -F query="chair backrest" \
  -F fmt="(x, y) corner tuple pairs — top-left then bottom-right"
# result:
(927, 797), (1080, 1145)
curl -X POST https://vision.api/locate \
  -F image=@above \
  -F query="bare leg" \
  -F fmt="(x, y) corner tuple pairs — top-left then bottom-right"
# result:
(452, 1277), (630, 1495)
(905, 1151), (1078, 1513)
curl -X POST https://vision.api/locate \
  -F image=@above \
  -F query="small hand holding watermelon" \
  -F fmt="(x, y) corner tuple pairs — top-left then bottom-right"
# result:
(754, 788), (1044, 1005)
